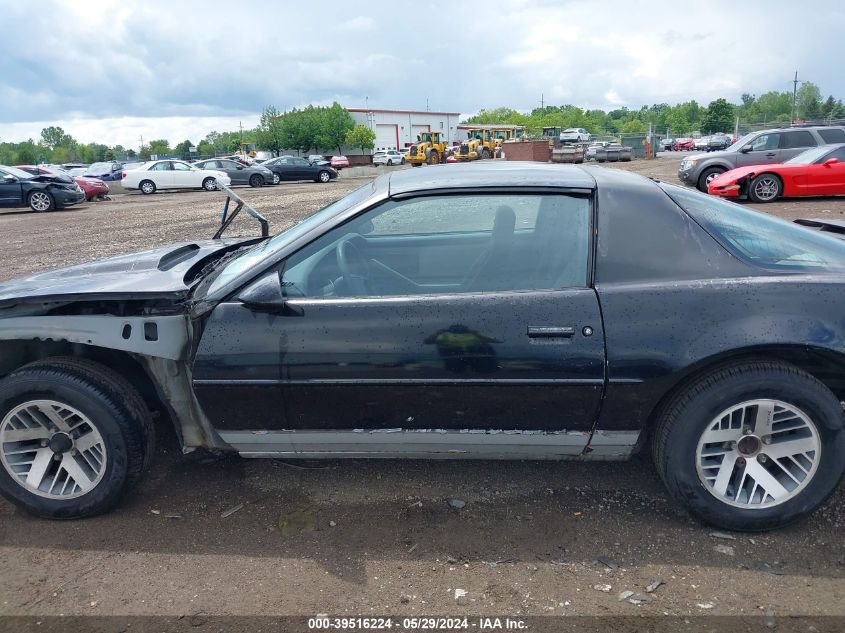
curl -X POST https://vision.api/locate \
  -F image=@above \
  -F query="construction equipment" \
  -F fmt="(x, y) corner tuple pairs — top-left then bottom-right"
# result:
(455, 126), (523, 161)
(406, 131), (449, 167)
(237, 143), (257, 159)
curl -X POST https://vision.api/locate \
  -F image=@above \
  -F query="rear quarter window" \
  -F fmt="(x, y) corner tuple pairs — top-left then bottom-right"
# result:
(660, 183), (845, 271)
(780, 130), (817, 149)
(819, 128), (845, 143)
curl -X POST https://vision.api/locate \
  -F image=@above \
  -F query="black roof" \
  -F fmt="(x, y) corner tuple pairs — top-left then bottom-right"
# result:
(386, 161), (599, 195)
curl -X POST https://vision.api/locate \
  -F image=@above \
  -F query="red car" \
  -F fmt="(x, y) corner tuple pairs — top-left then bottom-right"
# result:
(673, 138), (696, 151)
(17, 165), (109, 201)
(708, 144), (845, 203)
(330, 155), (350, 169)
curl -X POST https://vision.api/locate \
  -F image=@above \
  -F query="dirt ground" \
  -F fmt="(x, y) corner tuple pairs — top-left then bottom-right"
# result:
(1, 158), (844, 628)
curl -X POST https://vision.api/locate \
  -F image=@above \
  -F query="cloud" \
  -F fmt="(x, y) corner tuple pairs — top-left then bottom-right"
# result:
(1, 0), (843, 148)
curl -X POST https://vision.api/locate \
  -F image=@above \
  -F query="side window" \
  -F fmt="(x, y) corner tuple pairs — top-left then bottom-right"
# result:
(281, 193), (591, 298)
(295, 158), (309, 166)
(826, 147), (845, 162)
(818, 128), (845, 144)
(172, 162), (192, 171)
(151, 162), (171, 171)
(749, 134), (779, 151)
(780, 131), (816, 149)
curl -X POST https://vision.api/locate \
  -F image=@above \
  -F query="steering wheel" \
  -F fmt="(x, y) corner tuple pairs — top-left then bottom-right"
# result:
(336, 234), (370, 295)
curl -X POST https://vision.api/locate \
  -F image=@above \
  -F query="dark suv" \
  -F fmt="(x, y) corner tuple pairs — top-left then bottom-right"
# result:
(678, 126), (845, 192)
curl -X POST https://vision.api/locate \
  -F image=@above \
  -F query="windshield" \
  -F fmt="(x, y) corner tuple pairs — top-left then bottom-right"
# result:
(786, 146), (832, 165)
(198, 181), (379, 297)
(660, 182), (845, 271)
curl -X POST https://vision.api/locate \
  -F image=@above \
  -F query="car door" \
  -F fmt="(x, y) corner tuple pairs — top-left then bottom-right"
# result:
(778, 130), (818, 161)
(736, 132), (781, 167)
(149, 161), (174, 188)
(0, 168), (24, 206)
(171, 161), (196, 187)
(291, 157), (313, 180)
(216, 160), (246, 185)
(809, 147), (845, 195)
(192, 190), (605, 444)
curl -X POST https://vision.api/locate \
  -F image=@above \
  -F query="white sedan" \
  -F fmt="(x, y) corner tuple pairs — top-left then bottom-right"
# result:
(559, 128), (592, 143)
(121, 160), (230, 194)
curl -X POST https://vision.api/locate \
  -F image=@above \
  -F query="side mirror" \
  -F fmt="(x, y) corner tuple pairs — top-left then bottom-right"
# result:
(740, 145), (752, 153)
(2, 175), (16, 182)
(238, 271), (303, 316)
(823, 158), (839, 167)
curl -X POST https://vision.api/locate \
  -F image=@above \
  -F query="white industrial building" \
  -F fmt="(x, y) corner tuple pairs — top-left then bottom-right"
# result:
(348, 108), (462, 152)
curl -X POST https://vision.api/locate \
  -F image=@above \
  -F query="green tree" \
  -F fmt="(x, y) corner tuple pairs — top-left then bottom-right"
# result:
(40, 126), (73, 150)
(796, 81), (822, 120)
(256, 105), (285, 155)
(345, 125), (376, 153)
(317, 102), (355, 154)
(701, 98), (735, 133)
(619, 119), (647, 134)
(148, 139), (171, 156)
(174, 139), (193, 159)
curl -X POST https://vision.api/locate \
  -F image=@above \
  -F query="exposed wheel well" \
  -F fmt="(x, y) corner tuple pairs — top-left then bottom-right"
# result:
(644, 346), (845, 446)
(0, 339), (174, 439)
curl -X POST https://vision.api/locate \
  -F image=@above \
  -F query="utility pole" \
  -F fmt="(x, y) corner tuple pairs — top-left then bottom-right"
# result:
(540, 93), (544, 112)
(790, 70), (799, 124)
(734, 116), (739, 139)
(426, 97), (430, 112)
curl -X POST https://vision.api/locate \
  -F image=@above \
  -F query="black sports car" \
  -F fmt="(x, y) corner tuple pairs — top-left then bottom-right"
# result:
(0, 163), (844, 531)
(261, 155), (338, 184)
(0, 165), (86, 212)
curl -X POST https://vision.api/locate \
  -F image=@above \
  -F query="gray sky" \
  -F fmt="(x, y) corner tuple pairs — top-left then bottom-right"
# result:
(1, 0), (843, 148)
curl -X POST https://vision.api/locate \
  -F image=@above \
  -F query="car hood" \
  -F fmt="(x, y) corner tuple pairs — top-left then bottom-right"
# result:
(712, 163), (804, 184)
(29, 173), (74, 185)
(0, 238), (256, 308)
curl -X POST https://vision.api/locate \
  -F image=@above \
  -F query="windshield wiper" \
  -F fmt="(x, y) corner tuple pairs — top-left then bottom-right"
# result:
(214, 183), (270, 239)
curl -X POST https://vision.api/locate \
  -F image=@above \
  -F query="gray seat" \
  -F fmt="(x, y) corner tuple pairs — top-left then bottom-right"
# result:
(463, 205), (516, 292)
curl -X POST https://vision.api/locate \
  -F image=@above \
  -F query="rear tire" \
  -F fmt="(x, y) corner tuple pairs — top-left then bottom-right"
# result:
(28, 191), (55, 212)
(480, 148), (491, 160)
(748, 174), (782, 203)
(249, 174), (263, 188)
(652, 360), (845, 531)
(139, 180), (156, 195)
(0, 359), (152, 519)
(386, 159), (393, 166)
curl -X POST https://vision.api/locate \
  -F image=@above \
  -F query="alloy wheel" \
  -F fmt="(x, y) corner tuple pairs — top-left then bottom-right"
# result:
(1, 400), (107, 499)
(696, 399), (820, 509)
(29, 192), (51, 211)
(753, 177), (780, 201)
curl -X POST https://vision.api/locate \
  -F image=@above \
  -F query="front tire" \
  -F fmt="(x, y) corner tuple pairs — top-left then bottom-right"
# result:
(272, 172), (281, 185)
(748, 174), (782, 203)
(480, 148), (491, 160)
(202, 177), (217, 192)
(0, 359), (152, 519)
(28, 191), (55, 212)
(249, 174), (263, 188)
(652, 361), (845, 531)
(697, 167), (724, 192)
(317, 171), (331, 183)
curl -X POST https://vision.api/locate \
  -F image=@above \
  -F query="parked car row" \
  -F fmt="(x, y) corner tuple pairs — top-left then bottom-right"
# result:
(0, 165), (87, 212)
(121, 157), (339, 194)
(679, 125), (845, 192)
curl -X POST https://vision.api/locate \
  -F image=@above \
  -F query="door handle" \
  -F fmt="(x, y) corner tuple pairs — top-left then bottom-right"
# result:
(765, 152), (777, 157)
(527, 326), (575, 338)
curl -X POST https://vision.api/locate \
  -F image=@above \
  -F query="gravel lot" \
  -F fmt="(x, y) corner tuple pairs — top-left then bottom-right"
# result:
(1, 159), (844, 626)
